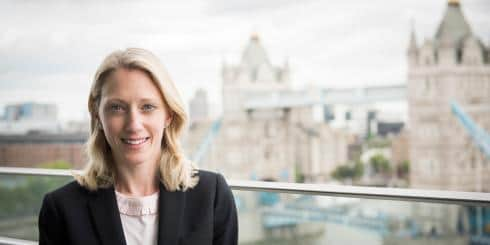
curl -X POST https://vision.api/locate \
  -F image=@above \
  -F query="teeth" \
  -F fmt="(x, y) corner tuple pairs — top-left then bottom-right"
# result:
(123, 138), (148, 145)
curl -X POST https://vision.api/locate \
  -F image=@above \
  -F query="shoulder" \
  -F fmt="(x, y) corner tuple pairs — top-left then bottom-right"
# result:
(185, 170), (232, 199)
(43, 180), (92, 205)
(184, 170), (236, 223)
(39, 180), (93, 227)
(194, 169), (229, 190)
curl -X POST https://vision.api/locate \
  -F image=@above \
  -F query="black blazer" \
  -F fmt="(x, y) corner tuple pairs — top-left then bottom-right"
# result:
(38, 170), (238, 245)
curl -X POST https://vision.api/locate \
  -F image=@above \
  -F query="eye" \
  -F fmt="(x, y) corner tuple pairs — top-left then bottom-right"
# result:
(108, 103), (124, 112)
(142, 104), (156, 111)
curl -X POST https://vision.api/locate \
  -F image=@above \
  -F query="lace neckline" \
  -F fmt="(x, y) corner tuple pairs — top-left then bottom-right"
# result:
(115, 190), (159, 216)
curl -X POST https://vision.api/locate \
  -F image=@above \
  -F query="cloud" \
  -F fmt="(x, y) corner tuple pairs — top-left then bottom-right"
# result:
(0, 0), (488, 120)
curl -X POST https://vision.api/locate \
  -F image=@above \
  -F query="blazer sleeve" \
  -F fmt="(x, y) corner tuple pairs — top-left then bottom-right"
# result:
(38, 193), (66, 245)
(213, 173), (238, 245)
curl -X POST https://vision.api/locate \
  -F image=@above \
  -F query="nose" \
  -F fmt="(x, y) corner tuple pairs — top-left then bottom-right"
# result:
(124, 108), (144, 133)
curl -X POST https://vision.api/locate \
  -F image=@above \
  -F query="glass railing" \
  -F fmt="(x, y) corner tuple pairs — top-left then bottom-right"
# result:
(0, 171), (72, 242)
(234, 191), (490, 245)
(0, 167), (489, 245)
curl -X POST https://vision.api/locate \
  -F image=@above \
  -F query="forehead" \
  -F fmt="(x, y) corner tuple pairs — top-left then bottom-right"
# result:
(101, 68), (164, 101)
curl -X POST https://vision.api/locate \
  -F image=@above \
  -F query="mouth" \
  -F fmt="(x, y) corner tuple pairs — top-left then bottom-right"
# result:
(121, 137), (150, 145)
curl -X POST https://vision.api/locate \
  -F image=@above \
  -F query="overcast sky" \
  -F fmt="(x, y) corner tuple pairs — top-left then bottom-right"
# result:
(0, 0), (489, 121)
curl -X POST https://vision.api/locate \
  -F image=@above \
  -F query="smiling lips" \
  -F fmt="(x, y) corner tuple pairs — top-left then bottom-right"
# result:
(121, 137), (150, 146)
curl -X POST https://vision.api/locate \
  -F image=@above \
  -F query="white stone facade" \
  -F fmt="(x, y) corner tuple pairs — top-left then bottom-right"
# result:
(222, 34), (291, 121)
(188, 35), (349, 182)
(189, 88), (209, 124)
(407, 1), (490, 192)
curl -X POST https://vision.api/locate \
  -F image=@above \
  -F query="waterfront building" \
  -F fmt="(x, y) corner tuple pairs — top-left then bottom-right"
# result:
(408, 0), (490, 192)
(186, 35), (350, 182)
(407, 0), (490, 236)
(0, 102), (60, 134)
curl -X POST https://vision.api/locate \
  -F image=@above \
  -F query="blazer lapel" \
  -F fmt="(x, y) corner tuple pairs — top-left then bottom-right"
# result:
(157, 183), (185, 245)
(88, 186), (127, 245)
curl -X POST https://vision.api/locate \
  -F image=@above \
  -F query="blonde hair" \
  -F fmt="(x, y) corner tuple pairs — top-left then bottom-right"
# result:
(75, 48), (198, 191)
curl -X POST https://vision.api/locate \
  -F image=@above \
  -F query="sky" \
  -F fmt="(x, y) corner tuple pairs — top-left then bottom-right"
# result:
(0, 0), (489, 122)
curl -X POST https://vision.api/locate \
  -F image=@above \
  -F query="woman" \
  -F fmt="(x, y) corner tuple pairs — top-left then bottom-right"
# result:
(38, 48), (238, 245)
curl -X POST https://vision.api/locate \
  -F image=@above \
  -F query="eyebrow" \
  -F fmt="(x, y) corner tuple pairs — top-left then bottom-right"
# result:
(104, 98), (162, 104)
(139, 98), (161, 104)
(104, 98), (126, 104)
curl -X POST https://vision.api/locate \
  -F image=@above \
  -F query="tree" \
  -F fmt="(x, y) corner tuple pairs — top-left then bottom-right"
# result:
(332, 161), (364, 181)
(353, 161), (364, 178)
(295, 164), (305, 183)
(369, 154), (391, 174)
(332, 165), (354, 180)
(39, 160), (71, 169)
(397, 160), (410, 178)
(0, 161), (72, 219)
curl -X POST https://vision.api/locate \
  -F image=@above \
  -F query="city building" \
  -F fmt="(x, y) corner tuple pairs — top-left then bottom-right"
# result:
(320, 85), (407, 138)
(0, 102), (61, 134)
(377, 121), (404, 137)
(0, 133), (87, 169)
(189, 88), (210, 124)
(185, 35), (351, 182)
(391, 129), (410, 169)
(222, 33), (292, 121)
(185, 34), (411, 182)
(407, 0), (490, 192)
(407, 0), (490, 237)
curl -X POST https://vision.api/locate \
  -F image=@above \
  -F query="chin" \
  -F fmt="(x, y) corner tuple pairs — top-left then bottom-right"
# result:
(122, 155), (149, 166)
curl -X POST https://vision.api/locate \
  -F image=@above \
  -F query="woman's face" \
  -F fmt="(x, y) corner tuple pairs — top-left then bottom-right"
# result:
(98, 68), (171, 169)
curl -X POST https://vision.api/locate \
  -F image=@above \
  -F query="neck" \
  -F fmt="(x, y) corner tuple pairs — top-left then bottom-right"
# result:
(114, 162), (160, 197)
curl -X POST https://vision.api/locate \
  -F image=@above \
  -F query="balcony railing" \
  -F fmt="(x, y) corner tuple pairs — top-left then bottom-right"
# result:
(1, 166), (489, 244)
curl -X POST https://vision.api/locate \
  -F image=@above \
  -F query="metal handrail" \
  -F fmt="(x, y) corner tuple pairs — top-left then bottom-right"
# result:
(0, 236), (36, 245)
(1, 167), (489, 206)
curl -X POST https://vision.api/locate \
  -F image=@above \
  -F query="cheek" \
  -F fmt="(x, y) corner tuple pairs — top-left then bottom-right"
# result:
(150, 119), (166, 139)
(102, 118), (123, 142)
(156, 123), (166, 137)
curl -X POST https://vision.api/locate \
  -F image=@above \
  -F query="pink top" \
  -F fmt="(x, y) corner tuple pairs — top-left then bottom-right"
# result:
(115, 190), (159, 245)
